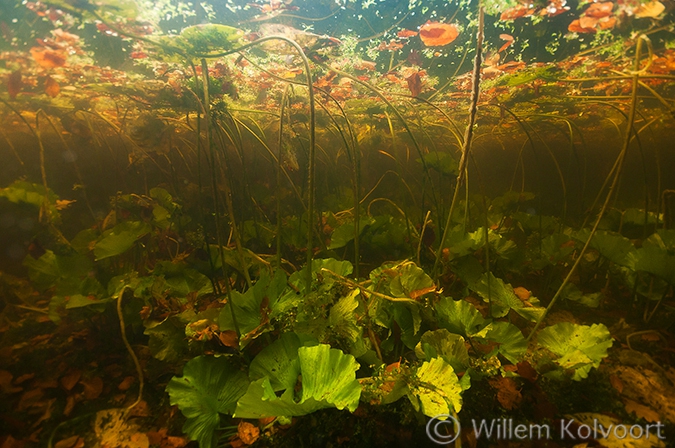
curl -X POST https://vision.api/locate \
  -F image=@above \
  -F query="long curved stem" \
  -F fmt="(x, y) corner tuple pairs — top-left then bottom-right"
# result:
(433, 6), (484, 279)
(527, 35), (647, 341)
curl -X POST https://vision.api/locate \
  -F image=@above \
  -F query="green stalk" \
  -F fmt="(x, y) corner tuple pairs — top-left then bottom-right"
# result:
(527, 35), (647, 341)
(200, 58), (240, 338)
(277, 86), (292, 268)
(433, 6), (485, 279)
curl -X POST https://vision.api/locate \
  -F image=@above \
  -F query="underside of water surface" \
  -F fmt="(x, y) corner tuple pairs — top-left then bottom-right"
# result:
(1, 1), (675, 447)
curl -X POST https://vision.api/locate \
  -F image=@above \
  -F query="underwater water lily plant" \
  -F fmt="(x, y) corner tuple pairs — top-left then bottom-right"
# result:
(1, 0), (675, 446)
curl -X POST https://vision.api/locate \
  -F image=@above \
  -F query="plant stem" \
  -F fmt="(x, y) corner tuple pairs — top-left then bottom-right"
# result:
(433, 6), (484, 279)
(527, 35), (647, 341)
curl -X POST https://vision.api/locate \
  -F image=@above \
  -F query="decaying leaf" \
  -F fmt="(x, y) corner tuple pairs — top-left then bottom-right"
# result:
(623, 398), (661, 423)
(237, 421), (260, 445)
(30, 46), (67, 68)
(61, 370), (82, 390)
(94, 409), (150, 448)
(118, 376), (135, 391)
(80, 376), (103, 400)
(54, 436), (83, 448)
(8, 70), (22, 99)
(489, 376), (522, 410)
(44, 75), (60, 97)
(219, 330), (239, 348)
(634, 1), (665, 19)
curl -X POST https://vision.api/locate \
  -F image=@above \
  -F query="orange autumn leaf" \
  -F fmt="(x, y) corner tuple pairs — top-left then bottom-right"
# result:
(237, 421), (260, 445)
(580, 15), (600, 29)
(30, 46), (67, 69)
(598, 16), (616, 30)
(409, 284), (436, 300)
(259, 416), (276, 426)
(56, 199), (76, 212)
(419, 21), (459, 47)
(498, 34), (514, 53)
(634, 0), (665, 18)
(8, 70), (22, 99)
(500, 5), (535, 21)
(385, 359), (401, 373)
(584, 2), (614, 18)
(378, 39), (404, 51)
(44, 76), (60, 97)
(513, 286), (531, 301)
(397, 29), (418, 38)
(568, 18), (597, 33)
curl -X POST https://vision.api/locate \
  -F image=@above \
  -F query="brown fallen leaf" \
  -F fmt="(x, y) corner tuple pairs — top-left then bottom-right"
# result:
(14, 373), (35, 385)
(623, 398), (661, 423)
(219, 330), (239, 348)
(44, 75), (60, 97)
(0, 370), (22, 394)
(63, 394), (78, 416)
(17, 388), (44, 411)
(237, 421), (260, 445)
(516, 361), (538, 382)
(609, 374), (623, 393)
(129, 400), (150, 417)
(489, 376), (522, 410)
(54, 435), (83, 448)
(80, 376), (103, 400)
(162, 436), (188, 448)
(118, 376), (135, 391)
(0, 435), (25, 448)
(61, 370), (81, 391)
(405, 71), (423, 97)
(30, 46), (67, 69)
(8, 70), (22, 99)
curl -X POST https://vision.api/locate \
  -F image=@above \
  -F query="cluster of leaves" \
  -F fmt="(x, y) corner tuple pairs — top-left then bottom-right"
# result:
(3, 179), (642, 447)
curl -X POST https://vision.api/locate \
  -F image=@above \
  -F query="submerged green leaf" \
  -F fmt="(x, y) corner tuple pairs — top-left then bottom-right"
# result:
(248, 332), (317, 391)
(0, 181), (61, 224)
(408, 357), (463, 417)
(537, 323), (613, 380)
(415, 329), (469, 372)
(234, 344), (361, 418)
(417, 152), (459, 177)
(328, 216), (376, 250)
(628, 230), (675, 285)
(167, 356), (249, 448)
(474, 321), (527, 364)
(93, 220), (151, 260)
(436, 296), (486, 338)
(469, 272), (545, 322)
(328, 289), (361, 342)
(574, 229), (636, 267)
